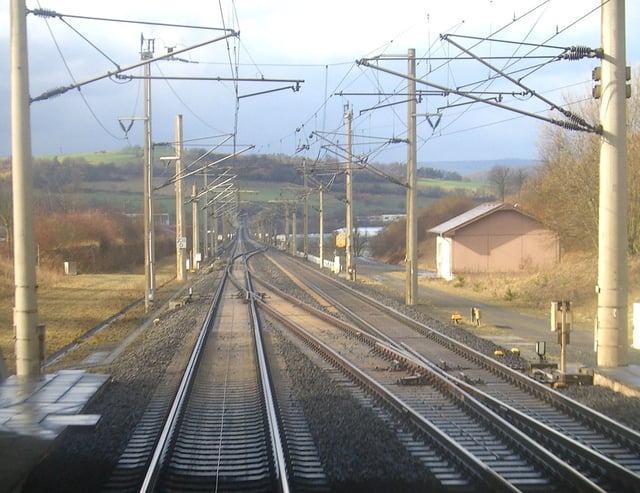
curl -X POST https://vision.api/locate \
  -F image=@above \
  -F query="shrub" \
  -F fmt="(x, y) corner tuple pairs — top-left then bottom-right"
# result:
(504, 287), (517, 301)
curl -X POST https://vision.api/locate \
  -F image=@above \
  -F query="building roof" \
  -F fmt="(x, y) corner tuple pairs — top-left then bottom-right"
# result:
(428, 202), (510, 235)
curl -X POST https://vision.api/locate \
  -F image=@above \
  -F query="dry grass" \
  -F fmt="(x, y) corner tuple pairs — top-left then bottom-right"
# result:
(3, 247), (637, 374)
(422, 251), (640, 331)
(0, 256), (178, 374)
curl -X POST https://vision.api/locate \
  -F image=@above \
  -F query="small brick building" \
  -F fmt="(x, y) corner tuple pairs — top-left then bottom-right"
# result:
(428, 202), (559, 280)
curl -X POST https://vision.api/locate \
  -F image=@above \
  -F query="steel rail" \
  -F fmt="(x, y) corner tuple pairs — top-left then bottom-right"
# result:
(242, 232), (291, 493)
(256, 250), (640, 491)
(384, 342), (634, 493)
(256, 297), (521, 493)
(139, 245), (234, 492)
(251, 270), (607, 493)
(278, 252), (640, 450)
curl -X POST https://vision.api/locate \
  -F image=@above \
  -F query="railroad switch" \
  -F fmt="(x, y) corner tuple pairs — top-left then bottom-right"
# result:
(439, 359), (464, 371)
(532, 368), (556, 384)
(398, 373), (427, 385)
(529, 362), (558, 384)
(388, 359), (405, 372)
(557, 371), (593, 387)
(458, 372), (484, 385)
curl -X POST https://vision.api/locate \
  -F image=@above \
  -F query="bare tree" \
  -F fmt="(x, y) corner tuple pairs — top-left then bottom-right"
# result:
(528, 114), (600, 251)
(510, 168), (528, 200)
(488, 165), (511, 201)
(627, 72), (640, 254)
(527, 74), (640, 254)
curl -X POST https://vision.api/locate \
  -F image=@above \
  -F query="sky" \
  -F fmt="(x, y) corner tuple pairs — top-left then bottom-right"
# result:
(1, 0), (640, 167)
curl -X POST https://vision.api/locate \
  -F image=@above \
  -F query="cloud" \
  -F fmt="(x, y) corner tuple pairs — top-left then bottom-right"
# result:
(1, 0), (638, 163)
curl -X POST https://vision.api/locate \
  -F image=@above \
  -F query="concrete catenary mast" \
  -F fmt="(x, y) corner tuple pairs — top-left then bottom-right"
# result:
(596, 0), (628, 367)
(406, 48), (418, 306)
(11, 0), (41, 377)
(175, 115), (187, 281)
(192, 183), (199, 270)
(142, 37), (156, 311)
(345, 104), (355, 280)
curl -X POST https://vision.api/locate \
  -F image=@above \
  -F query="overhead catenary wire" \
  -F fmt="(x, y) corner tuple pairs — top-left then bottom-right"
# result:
(217, 0), (241, 162)
(34, 0), (127, 142)
(319, 2), (597, 166)
(419, 2), (603, 150)
(154, 63), (230, 134)
(419, 1), (553, 136)
(23, 0), (611, 166)
(261, 18), (426, 157)
(28, 2), (247, 156)
(29, 7), (233, 32)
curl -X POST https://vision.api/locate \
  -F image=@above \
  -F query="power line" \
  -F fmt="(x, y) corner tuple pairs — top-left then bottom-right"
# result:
(34, 0), (127, 141)
(29, 8), (233, 32)
(154, 64), (229, 135)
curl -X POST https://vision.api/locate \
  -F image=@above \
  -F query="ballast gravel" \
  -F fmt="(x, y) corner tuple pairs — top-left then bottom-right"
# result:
(20, 256), (640, 492)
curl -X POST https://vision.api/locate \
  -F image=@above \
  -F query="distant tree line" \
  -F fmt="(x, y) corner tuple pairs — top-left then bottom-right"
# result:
(32, 157), (132, 193)
(417, 167), (462, 181)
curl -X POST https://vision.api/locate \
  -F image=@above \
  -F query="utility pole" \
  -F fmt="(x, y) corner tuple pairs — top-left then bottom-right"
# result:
(11, 0), (41, 377)
(406, 48), (418, 306)
(319, 186), (324, 269)
(142, 36), (155, 311)
(303, 158), (309, 258)
(345, 104), (355, 280)
(596, 0), (628, 367)
(212, 202), (218, 257)
(284, 203), (290, 252)
(291, 204), (297, 256)
(203, 171), (209, 261)
(191, 183), (199, 270)
(175, 115), (187, 281)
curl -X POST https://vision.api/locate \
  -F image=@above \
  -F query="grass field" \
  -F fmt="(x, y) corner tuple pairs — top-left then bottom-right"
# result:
(38, 146), (174, 166)
(417, 177), (485, 192)
(27, 148), (492, 229)
(0, 256), (178, 375)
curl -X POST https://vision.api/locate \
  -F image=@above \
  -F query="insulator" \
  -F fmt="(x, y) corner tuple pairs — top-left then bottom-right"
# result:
(568, 113), (589, 127)
(562, 45), (593, 60)
(31, 8), (59, 18)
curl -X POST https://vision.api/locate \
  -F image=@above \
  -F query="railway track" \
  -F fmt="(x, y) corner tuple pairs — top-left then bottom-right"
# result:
(103, 230), (640, 492)
(250, 246), (640, 492)
(105, 235), (329, 492)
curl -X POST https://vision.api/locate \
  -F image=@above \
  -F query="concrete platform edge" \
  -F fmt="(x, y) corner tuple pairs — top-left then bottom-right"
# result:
(593, 365), (640, 398)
